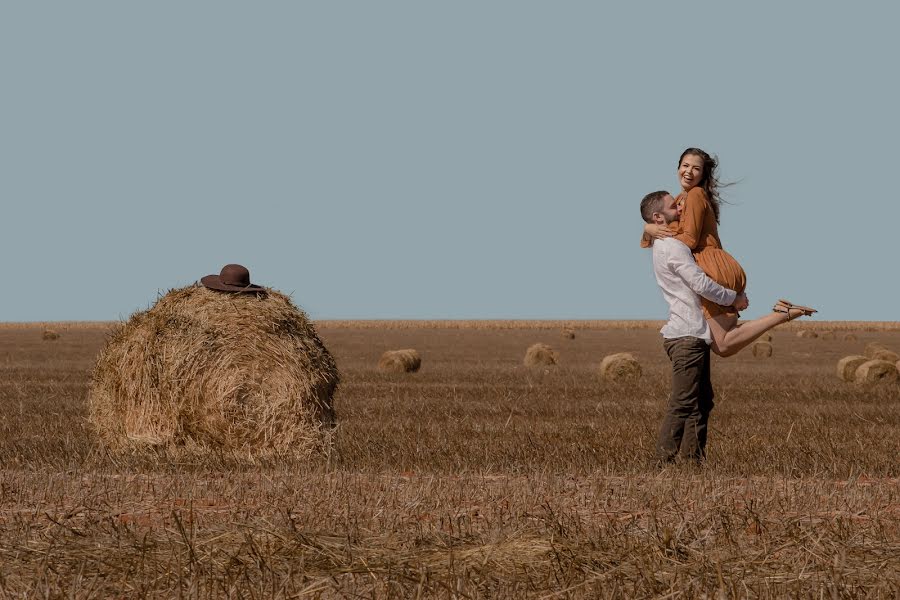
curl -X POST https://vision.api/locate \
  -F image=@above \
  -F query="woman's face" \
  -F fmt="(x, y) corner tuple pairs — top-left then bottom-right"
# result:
(678, 154), (704, 192)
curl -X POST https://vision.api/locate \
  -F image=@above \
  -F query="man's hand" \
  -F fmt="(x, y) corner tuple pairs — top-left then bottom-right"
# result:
(732, 293), (749, 311)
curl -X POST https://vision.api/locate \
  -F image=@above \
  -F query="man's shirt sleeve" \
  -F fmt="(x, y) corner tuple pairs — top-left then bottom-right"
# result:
(665, 241), (737, 306)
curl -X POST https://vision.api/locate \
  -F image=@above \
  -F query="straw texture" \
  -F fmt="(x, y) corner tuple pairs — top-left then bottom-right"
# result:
(88, 285), (339, 457)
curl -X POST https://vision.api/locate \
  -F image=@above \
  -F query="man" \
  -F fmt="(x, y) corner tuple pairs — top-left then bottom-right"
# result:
(640, 191), (748, 464)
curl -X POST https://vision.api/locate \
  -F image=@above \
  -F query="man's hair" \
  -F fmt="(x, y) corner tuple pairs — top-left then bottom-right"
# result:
(640, 190), (669, 223)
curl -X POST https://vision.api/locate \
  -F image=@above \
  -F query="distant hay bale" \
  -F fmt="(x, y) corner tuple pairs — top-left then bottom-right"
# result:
(796, 330), (818, 339)
(871, 349), (900, 363)
(864, 343), (890, 358)
(752, 341), (773, 358)
(820, 330), (835, 340)
(378, 349), (421, 373)
(524, 343), (559, 367)
(88, 285), (339, 457)
(854, 360), (899, 384)
(561, 328), (576, 339)
(837, 355), (869, 382)
(598, 352), (641, 382)
(843, 333), (858, 342)
(759, 332), (773, 342)
(42, 329), (60, 341)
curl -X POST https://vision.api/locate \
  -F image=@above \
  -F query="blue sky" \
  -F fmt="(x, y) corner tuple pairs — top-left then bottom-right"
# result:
(2, 2), (897, 321)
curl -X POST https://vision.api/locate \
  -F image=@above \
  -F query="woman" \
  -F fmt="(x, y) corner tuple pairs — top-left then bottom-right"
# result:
(642, 147), (815, 357)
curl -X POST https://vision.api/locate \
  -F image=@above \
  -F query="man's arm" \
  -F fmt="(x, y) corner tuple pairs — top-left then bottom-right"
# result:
(665, 240), (737, 306)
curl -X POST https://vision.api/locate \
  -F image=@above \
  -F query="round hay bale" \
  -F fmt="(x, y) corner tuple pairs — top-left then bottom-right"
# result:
(843, 333), (858, 342)
(752, 341), (773, 358)
(854, 360), (899, 384)
(561, 328), (576, 340)
(88, 285), (339, 456)
(836, 355), (869, 382)
(871, 349), (900, 363)
(598, 352), (641, 382)
(820, 330), (835, 340)
(759, 332), (773, 342)
(796, 330), (818, 339)
(378, 349), (421, 373)
(42, 329), (60, 341)
(864, 342), (890, 359)
(524, 343), (558, 366)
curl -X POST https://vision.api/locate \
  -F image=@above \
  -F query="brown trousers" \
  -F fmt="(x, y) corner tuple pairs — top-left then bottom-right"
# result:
(656, 336), (714, 463)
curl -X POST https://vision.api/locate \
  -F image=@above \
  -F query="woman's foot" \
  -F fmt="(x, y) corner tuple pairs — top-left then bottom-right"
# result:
(773, 299), (817, 321)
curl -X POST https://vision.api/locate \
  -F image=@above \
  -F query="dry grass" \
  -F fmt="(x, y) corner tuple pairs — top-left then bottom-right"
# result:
(0, 322), (899, 597)
(865, 342), (891, 358)
(751, 341), (773, 358)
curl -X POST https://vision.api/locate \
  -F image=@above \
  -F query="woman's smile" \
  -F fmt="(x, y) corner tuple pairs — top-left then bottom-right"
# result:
(678, 154), (704, 191)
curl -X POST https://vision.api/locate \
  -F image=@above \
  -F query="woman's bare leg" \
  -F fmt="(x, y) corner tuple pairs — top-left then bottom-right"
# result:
(708, 311), (790, 358)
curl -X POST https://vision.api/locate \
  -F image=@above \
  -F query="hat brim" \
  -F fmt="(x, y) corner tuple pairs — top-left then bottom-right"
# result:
(201, 275), (266, 293)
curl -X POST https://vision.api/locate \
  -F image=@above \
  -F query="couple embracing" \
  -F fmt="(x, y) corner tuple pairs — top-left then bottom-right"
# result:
(640, 147), (816, 465)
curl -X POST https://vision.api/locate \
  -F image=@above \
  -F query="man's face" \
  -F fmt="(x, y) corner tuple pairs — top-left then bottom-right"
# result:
(654, 194), (679, 225)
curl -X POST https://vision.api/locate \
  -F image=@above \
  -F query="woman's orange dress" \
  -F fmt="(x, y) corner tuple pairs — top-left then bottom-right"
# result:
(643, 187), (747, 319)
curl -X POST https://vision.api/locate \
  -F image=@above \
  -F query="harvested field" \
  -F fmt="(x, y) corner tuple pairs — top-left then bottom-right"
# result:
(752, 340), (773, 358)
(0, 321), (898, 597)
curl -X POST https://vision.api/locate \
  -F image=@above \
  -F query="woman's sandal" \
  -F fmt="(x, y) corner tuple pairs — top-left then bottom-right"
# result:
(773, 299), (817, 320)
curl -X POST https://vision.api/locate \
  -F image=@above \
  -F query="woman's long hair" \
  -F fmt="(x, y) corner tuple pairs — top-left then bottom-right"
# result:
(678, 147), (732, 224)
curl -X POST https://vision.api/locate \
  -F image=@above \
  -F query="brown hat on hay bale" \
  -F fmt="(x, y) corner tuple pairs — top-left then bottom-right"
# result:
(598, 352), (641, 382)
(854, 359), (899, 384)
(796, 330), (818, 339)
(820, 330), (835, 340)
(89, 285), (339, 457)
(843, 333), (858, 342)
(524, 343), (558, 366)
(561, 328), (576, 340)
(201, 264), (265, 293)
(864, 342), (890, 359)
(752, 341), (773, 358)
(42, 329), (60, 341)
(378, 349), (421, 373)
(836, 355), (869, 382)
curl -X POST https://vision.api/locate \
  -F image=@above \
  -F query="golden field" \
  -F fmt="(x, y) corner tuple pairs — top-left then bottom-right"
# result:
(0, 321), (898, 598)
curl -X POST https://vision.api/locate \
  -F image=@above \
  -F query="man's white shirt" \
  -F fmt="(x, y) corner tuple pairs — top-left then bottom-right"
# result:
(652, 238), (737, 343)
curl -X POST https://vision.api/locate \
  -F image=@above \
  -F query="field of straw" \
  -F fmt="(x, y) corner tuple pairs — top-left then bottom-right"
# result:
(0, 321), (898, 597)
